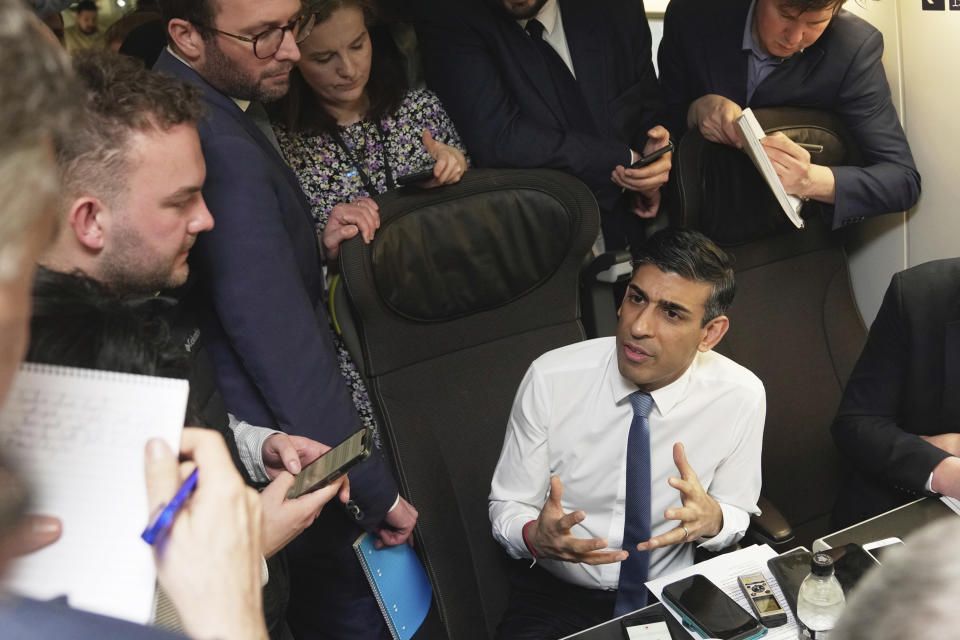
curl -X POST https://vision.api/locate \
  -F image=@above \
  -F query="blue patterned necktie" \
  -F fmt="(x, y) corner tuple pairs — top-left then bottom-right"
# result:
(614, 390), (653, 616)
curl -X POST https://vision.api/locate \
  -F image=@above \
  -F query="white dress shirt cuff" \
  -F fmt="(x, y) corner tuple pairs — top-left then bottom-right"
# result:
(499, 513), (538, 560)
(260, 555), (270, 587)
(228, 413), (282, 484)
(926, 471), (935, 493)
(697, 501), (752, 551)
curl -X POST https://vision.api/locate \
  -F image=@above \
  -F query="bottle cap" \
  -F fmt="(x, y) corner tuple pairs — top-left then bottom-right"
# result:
(810, 552), (835, 577)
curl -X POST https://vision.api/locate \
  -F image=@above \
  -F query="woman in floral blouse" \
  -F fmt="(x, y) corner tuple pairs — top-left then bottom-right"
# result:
(271, 0), (468, 446)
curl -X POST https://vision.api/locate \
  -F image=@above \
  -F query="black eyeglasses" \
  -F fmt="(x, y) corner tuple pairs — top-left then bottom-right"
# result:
(199, 11), (316, 59)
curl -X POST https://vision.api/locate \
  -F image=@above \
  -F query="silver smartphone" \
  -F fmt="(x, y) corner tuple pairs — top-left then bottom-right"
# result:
(285, 428), (371, 499)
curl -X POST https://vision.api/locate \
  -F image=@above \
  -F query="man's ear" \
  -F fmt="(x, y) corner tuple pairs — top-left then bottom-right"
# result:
(698, 315), (729, 352)
(167, 18), (205, 63)
(67, 196), (108, 252)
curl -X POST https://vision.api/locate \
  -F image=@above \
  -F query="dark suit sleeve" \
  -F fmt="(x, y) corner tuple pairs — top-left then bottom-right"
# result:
(657, 0), (696, 139)
(197, 133), (397, 529)
(829, 30), (920, 227)
(417, 15), (630, 206)
(832, 273), (949, 494)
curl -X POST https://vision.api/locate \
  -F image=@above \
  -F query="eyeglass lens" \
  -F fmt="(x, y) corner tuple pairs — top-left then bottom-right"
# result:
(254, 12), (316, 59)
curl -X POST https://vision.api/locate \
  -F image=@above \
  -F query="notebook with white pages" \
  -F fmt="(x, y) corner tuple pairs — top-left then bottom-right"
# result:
(0, 362), (188, 624)
(736, 107), (805, 230)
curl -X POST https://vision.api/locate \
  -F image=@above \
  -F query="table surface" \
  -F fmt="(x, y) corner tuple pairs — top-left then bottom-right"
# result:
(813, 496), (954, 552)
(561, 602), (694, 640)
(567, 497), (958, 639)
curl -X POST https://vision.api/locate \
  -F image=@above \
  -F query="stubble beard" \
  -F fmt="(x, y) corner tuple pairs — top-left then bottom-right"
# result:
(199, 36), (293, 103)
(500, 0), (549, 20)
(100, 226), (186, 295)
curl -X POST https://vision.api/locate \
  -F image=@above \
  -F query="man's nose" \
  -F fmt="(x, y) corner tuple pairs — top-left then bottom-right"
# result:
(783, 24), (804, 44)
(630, 307), (654, 337)
(275, 28), (301, 62)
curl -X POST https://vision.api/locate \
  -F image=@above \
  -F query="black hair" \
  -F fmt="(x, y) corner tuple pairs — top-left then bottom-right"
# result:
(272, 0), (407, 134)
(632, 228), (736, 325)
(780, 0), (846, 14)
(28, 268), (197, 415)
(157, 0), (217, 36)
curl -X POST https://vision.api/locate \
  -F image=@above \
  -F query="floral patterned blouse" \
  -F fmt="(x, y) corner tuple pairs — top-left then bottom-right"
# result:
(273, 88), (468, 449)
(275, 88), (469, 234)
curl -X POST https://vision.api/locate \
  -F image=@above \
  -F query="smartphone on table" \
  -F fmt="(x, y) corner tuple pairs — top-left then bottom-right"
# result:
(661, 574), (767, 640)
(285, 428), (372, 499)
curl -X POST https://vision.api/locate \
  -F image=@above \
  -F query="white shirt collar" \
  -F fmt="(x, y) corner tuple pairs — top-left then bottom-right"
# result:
(606, 344), (699, 417)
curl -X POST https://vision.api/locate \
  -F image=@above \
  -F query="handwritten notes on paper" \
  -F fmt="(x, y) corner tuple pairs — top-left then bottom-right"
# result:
(0, 363), (188, 624)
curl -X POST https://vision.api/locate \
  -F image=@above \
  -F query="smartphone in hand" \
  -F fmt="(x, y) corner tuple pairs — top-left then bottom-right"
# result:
(396, 165), (436, 186)
(285, 428), (371, 499)
(630, 142), (675, 169)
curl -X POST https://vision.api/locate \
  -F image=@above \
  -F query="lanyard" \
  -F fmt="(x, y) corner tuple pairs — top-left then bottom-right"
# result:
(331, 121), (395, 196)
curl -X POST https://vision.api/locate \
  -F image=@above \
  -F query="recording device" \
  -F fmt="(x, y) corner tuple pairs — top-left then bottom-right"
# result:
(630, 141), (675, 168)
(620, 611), (673, 640)
(661, 574), (767, 640)
(863, 537), (904, 564)
(396, 165), (436, 186)
(737, 572), (787, 628)
(285, 428), (372, 499)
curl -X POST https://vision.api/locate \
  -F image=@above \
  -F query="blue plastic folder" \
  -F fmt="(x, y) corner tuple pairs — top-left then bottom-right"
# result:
(353, 532), (433, 640)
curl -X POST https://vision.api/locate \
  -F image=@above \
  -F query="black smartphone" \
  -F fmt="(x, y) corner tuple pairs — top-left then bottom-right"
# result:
(661, 574), (767, 640)
(396, 165), (436, 186)
(285, 428), (371, 499)
(630, 141), (675, 168)
(766, 544), (878, 617)
(620, 610), (673, 639)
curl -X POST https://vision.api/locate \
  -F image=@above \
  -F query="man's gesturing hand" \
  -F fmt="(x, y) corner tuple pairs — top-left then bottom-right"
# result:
(637, 442), (722, 552)
(526, 476), (628, 565)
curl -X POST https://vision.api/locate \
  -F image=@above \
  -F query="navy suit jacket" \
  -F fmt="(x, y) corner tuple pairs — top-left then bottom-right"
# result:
(832, 259), (960, 526)
(415, 0), (664, 215)
(154, 51), (397, 531)
(0, 597), (182, 639)
(658, 0), (920, 228)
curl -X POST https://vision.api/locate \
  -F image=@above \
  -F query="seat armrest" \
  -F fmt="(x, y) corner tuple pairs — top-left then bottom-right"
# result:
(748, 495), (795, 550)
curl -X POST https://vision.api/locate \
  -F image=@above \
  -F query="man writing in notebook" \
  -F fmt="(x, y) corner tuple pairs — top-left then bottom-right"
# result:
(657, 0), (919, 228)
(489, 229), (765, 638)
(38, 50), (344, 638)
(0, 3), (269, 638)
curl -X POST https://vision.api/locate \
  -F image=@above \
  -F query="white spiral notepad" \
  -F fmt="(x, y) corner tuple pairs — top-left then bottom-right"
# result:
(0, 362), (188, 624)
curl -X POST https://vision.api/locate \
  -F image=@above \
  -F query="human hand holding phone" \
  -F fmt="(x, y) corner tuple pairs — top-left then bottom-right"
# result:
(612, 126), (673, 217)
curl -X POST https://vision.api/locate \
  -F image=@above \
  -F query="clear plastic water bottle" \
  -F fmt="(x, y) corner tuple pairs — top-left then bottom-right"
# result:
(796, 552), (845, 639)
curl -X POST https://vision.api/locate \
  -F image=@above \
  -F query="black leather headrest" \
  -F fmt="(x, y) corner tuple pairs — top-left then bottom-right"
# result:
(372, 188), (573, 322)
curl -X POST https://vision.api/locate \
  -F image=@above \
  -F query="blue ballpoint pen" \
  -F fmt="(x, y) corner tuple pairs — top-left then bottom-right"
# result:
(141, 468), (199, 545)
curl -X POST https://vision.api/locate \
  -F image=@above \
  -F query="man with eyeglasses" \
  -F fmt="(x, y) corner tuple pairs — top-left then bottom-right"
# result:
(155, 2), (417, 638)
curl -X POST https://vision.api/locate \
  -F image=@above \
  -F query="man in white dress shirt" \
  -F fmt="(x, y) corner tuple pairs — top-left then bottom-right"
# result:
(489, 228), (765, 638)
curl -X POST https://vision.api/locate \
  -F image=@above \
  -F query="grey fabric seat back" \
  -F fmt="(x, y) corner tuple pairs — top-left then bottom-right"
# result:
(338, 169), (599, 639)
(670, 108), (867, 547)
